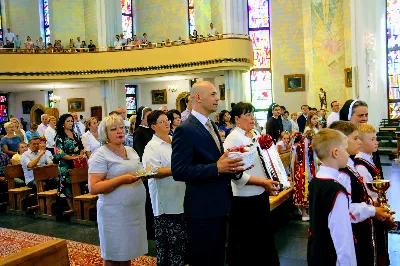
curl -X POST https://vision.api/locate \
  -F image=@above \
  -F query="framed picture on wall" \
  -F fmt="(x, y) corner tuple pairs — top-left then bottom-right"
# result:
(284, 74), (306, 92)
(219, 84), (226, 100)
(22, 101), (35, 114)
(67, 98), (85, 112)
(344, 67), (352, 87)
(151, 89), (167, 104)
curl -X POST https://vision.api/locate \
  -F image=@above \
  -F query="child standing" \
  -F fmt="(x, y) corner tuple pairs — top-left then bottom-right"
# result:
(354, 124), (394, 266)
(331, 121), (392, 266)
(304, 111), (320, 133)
(307, 128), (356, 266)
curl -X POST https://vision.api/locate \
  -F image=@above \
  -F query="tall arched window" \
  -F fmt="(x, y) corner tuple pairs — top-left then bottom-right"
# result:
(387, 0), (400, 118)
(121, 0), (133, 40)
(0, 1), (3, 41)
(188, 0), (195, 36)
(43, 0), (51, 45)
(248, 0), (272, 125)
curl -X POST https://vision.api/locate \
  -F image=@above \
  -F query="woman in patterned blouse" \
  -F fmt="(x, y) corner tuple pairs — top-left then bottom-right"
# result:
(54, 113), (84, 211)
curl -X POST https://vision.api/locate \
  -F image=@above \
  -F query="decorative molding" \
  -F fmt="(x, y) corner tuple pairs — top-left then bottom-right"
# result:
(0, 58), (252, 76)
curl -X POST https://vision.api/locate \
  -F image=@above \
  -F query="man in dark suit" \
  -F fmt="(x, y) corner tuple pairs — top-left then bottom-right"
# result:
(297, 104), (309, 133)
(172, 81), (244, 266)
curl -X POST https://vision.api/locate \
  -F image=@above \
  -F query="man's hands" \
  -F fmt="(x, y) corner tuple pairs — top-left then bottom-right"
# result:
(375, 207), (391, 221)
(217, 151), (245, 174)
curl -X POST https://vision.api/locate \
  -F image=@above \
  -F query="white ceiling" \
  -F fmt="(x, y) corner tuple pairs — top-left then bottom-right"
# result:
(0, 71), (225, 93)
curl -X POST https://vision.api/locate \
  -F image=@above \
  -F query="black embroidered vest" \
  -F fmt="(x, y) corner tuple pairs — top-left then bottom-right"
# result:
(307, 178), (348, 266)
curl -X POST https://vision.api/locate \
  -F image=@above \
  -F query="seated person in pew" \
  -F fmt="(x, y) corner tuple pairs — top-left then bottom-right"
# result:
(20, 136), (54, 192)
(11, 142), (28, 165)
(0, 151), (11, 200)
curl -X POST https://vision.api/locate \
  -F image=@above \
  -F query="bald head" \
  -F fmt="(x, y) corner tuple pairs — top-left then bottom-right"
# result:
(190, 81), (219, 116)
(116, 107), (126, 119)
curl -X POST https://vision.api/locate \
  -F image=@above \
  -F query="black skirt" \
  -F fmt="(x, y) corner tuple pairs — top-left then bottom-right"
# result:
(227, 191), (280, 266)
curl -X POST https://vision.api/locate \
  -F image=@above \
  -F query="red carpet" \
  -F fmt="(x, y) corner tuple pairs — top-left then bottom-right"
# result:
(0, 228), (156, 265)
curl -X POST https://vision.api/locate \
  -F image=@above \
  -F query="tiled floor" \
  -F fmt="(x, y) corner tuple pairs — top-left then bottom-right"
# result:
(0, 156), (398, 265)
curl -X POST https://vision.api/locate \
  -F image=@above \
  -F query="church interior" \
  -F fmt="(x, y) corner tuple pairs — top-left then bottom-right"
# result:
(0, 0), (399, 265)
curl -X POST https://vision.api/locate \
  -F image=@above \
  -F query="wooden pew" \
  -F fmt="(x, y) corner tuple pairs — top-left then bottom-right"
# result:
(0, 239), (69, 266)
(69, 167), (97, 223)
(5, 165), (32, 212)
(33, 165), (59, 217)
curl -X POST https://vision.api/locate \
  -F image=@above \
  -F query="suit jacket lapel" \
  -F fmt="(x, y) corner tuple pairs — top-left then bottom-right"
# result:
(189, 114), (223, 155)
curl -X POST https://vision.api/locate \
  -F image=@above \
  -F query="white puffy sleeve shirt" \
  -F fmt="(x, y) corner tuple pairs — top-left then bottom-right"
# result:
(223, 127), (266, 197)
(337, 158), (376, 223)
(355, 152), (378, 201)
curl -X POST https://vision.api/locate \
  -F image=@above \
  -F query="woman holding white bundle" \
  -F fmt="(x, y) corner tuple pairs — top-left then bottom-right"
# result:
(88, 115), (147, 266)
(223, 102), (280, 266)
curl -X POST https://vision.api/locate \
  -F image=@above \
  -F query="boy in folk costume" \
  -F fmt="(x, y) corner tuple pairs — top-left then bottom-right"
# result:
(307, 129), (356, 266)
(354, 124), (395, 266)
(330, 121), (393, 266)
(291, 130), (318, 221)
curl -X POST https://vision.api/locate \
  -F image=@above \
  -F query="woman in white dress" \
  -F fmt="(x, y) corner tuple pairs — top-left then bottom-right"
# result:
(82, 117), (100, 158)
(88, 115), (147, 265)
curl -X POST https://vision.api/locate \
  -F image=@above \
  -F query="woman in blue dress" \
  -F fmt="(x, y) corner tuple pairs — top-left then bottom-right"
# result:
(218, 110), (233, 137)
(54, 113), (84, 211)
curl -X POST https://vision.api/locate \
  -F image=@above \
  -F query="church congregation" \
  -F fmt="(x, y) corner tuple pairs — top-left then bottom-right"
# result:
(0, 0), (399, 266)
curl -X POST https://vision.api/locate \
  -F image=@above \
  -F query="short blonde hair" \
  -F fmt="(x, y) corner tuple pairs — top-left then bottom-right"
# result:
(49, 116), (56, 122)
(357, 124), (376, 140)
(4, 122), (15, 129)
(99, 115), (125, 144)
(312, 128), (347, 160)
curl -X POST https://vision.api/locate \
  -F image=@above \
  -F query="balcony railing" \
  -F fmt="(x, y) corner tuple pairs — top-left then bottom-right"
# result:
(0, 33), (249, 54)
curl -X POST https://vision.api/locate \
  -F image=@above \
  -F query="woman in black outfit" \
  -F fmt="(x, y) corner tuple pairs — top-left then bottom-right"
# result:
(133, 106), (154, 240)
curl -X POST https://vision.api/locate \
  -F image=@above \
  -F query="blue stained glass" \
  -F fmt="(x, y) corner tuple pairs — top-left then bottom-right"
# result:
(125, 86), (135, 94)
(43, 0), (50, 45)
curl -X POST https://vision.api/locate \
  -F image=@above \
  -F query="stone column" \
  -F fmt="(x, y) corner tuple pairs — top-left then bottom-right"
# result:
(101, 80), (125, 115)
(221, 0), (250, 107)
(351, 0), (387, 127)
(97, 0), (122, 48)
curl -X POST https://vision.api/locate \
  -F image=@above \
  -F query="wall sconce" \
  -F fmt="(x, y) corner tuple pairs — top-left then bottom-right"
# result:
(168, 84), (177, 93)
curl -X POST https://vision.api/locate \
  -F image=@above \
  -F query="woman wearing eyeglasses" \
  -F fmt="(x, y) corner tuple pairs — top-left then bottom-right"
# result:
(143, 110), (186, 266)
(223, 102), (280, 266)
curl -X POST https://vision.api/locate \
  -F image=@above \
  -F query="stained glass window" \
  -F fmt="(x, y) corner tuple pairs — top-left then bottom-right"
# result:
(188, 0), (195, 36)
(0, 94), (8, 122)
(0, 1), (2, 41)
(43, 0), (50, 45)
(125, 85), (137, 117)
(387, 0), (400, 118)
(48, 91), (54, 108)
(248, 0), (272, 112)
(121, 0), (133, 40)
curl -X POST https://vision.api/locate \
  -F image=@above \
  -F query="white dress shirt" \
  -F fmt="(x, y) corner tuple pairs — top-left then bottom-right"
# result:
(37, 123), (48, 137)
(44, 126), (56, 148)
(20, 149), (53, 184)
(73, 121), (85, 136)
(191, 110), (209, 131)
(5, 32), (15, 42)
(338, 158), (376, 223)
(355, 152), (378, 201)
(114, 39), (123, 49)
(142, 135), (186, 216)
(223, 127), (266, 197)
(208, 28), (217, 35)
(290, 119), (299, 133)
(82, 131), (101, 154)
(327, 112), (340, 127)
(316, 166), (357, 266)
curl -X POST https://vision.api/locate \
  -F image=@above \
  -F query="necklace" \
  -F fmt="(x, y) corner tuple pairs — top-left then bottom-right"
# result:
(106, 144), (128, 160)
(156, 134), (171, 144)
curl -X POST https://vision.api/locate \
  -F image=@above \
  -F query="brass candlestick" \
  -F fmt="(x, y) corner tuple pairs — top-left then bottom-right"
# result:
(366, 179), (391, 211)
